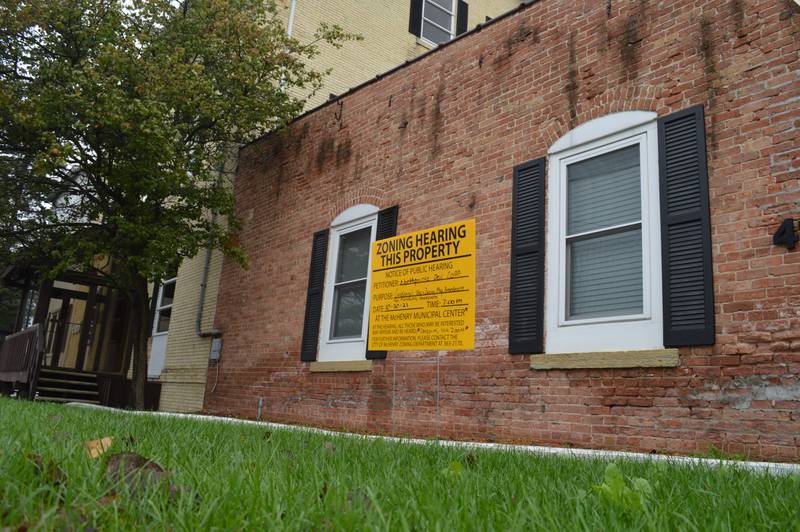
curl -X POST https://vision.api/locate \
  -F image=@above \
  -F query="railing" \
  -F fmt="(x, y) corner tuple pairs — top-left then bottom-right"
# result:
(96, 373), (126, 407)
(0, 324), (44, 398)
(96, 373), (162, 410)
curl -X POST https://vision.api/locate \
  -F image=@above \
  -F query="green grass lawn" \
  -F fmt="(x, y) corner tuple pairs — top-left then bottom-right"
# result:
(1, 398), (799, 531)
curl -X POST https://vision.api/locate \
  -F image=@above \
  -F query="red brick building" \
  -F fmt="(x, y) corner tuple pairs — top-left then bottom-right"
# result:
(204, 0), (800, 461)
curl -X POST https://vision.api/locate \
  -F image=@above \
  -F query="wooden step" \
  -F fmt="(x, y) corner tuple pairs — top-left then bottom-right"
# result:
(37, 387), (98, 396)
(39, 368), (97, 379)
(34, 368), (103, 406)
(35, 396), (100, 405)
(38, 377), (98, 389)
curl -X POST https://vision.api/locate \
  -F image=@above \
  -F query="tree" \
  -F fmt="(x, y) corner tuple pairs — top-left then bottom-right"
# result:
(0, 0), (356, 407)
(0, 242), (20, 334)
(0, 285), (21, 335)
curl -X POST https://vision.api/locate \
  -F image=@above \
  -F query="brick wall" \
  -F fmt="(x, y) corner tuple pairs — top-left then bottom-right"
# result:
(157, 0), (521, 412)
(206, 0), (800, 461)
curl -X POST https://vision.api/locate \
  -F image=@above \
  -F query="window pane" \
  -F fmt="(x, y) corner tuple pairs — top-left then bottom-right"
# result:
(336, 227), (371, 283)
(160, 281), (176, 307)
(421, 20), (452, 43)
(165, 260), (179, 280)
(331, 281), (366, 338)
(424, 2), (452, 29)
(428, 0), (452, 10)
(156, 307), (172, 333)
(568, 228), (643, 319)
(567, 144), (641, 235)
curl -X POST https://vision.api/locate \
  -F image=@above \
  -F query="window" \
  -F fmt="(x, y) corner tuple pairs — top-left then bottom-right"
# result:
(153, 277), (176, 335)
(421, 0), (455, 45)
(510, 107), (713, 358)
(318, 205), (378, 361)
(545, 112), (663, 353)
(409, 0), (468, 46)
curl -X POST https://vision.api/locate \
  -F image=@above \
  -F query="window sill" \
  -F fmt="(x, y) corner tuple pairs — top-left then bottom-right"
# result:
(530, 349), (679, 370)
(309, 360), (373, 373)
(415, 37), (438, 50)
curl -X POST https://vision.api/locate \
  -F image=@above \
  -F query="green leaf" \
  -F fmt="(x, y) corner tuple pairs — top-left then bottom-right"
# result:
(603, 463), (626, 493)
(592, 462), (653, 517)
(443, 460), (463, 477)
(632, 477), (652, 496)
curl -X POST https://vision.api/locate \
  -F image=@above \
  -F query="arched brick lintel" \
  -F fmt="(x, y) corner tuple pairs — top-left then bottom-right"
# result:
(326, 187), (391, 225)
(538, 84), (663, 150)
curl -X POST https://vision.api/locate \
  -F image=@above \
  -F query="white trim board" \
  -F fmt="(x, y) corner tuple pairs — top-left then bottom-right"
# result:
(319, 208), (378, 361)
(67, 403), (800, 477)
(549, 111), (657, 154)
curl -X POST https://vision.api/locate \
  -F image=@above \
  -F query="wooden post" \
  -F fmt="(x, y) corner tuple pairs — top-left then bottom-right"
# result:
(75, 284), (97, 371)
(13, 277), (31, 332)
(32, 280), (53, 327)
(93, 289), (115, 372)
(50, 297), (71, 368)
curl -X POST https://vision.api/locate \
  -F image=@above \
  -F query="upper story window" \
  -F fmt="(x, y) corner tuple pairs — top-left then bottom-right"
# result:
(421, 0), (455, 44)
(409, 0), (468, 46)
(153, 277), (177, 335)
(318, 205), (379, 361)
(545, 113), (664, 353)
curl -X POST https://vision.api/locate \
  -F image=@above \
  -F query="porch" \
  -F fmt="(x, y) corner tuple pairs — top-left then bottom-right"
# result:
(0, 266), (160, 409)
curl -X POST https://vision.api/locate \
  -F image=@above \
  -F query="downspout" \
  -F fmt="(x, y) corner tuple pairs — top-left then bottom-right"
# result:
(278, 0), (298, 93)
(200, 213), (223, 395)
(287, 0), (298, 37)
(197, 154), (227, 339)
(196, 212), (222, 339)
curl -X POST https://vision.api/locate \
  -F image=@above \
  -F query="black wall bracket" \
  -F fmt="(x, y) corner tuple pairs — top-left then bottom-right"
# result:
(773, 218), (798, 250)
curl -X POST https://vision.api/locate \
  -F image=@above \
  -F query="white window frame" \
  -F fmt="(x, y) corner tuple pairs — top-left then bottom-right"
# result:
(318, 204), (379, 362)
(419, 0), (455, 47)
(545, 112), (663, 353)
(152, 277), (177, 336)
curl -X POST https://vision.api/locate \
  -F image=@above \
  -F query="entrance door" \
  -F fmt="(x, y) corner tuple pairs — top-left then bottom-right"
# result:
(43, 282), (93, 369)
(148, 278), (175, 378)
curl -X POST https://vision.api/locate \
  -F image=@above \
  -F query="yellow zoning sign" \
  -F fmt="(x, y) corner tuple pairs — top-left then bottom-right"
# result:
(368, 219), (475, 351)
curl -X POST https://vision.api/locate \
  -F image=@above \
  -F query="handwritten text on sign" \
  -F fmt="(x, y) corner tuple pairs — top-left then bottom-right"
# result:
(368, 219), (475, 351)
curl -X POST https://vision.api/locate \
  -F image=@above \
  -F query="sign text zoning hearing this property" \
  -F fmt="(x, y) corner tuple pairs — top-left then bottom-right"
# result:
(368, 219), (476, 351)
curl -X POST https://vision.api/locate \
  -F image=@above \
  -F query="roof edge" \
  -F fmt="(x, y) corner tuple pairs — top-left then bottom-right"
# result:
(240, 0), (540, 153)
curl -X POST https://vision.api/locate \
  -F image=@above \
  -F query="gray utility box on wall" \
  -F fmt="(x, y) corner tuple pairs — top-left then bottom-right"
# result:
(209, 337), (223, 362)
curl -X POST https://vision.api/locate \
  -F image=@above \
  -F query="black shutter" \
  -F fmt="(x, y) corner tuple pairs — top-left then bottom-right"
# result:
(375, 206), (399, 242)
(456, 1), (469, 36)
(509, 158), (546, 354)
(658, 105), (715, 347)
(300, 229), (329, 361)
(367, 206), (399, 360)
(409, 0), (423, 37)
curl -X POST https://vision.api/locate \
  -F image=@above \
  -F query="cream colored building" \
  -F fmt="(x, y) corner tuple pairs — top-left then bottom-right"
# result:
(153, 0), (524, 413)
